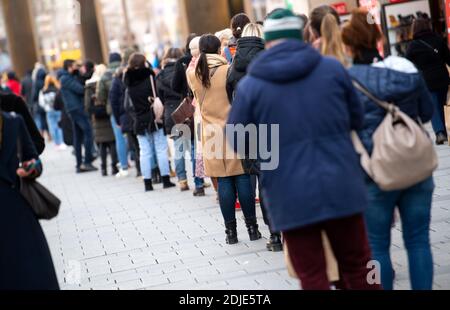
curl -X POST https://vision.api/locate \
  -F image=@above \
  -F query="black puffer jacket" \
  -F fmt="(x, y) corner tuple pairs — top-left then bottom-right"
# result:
(124, 67), (157, 135)
(226, 36), (265, 102)
(156, 62), (183, 135)
(406, 30), (450, 91)
(171, 53), (192, 98)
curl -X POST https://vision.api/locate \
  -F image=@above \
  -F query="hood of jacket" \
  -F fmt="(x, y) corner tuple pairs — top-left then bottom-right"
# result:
(248, 39), (322, 83)
(233, 36), (265, 73)
(350, 56), (422, 102)
(124, 67), (153, 88)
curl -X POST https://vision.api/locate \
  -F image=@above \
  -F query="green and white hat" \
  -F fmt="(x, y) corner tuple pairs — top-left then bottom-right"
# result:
(264, 9), (303, 43)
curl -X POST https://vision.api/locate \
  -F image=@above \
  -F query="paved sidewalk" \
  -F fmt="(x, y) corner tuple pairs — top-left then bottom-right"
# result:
(38, 143), (450, 290)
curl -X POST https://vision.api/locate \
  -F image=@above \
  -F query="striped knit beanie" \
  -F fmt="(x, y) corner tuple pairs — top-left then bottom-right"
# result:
(264, 9), (303, 43)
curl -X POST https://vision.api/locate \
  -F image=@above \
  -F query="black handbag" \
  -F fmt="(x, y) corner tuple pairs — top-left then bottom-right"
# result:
(19, 178), (61, 220)
(16, 139), (61, 220)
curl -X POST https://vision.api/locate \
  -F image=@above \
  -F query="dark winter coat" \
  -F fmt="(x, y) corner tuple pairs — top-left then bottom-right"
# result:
(0, 93), (45, 154)
(156, 62), (183, 135)
(171, 53), (192, 98)
(54, 91), (73, 146)
(85, 81), (115, 143)
(406, 31), (450, 91)
(0, 112), (59, 290)
(20, 74), (34, 109)
(124, 67), (157, 136)
(228, 40), (367, 232)
(110, 69), (133, 134)
(226, 36), (265, 102)
(60, 70), (85, 113)
(348, 57), (434, 155)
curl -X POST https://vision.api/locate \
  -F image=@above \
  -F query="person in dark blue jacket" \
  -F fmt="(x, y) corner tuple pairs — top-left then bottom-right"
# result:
(110, 48), (141, 177)
(343, 9), (435, 290)
(60, 59), (97, 173)
(0, 110), (59, 290)
(227, 9), (377, 290)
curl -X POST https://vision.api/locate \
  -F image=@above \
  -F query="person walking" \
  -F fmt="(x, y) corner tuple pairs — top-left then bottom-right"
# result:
(0, 110), (59, 290)
(228, 9), (378, 290)
(187, 34), (261, 245)
(39, 75), (65, 149)
(343, 9), (435, 290)
(406, 17), (450, 145)
(85, 65), (118, 177)
(60, 59), (97, 173)
(226, 22), (282, 252)
(98, 53), (129, 177)
(124, 53), (175, 191)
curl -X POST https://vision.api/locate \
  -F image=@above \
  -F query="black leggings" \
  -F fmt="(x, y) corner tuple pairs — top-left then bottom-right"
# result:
(99, 142), (118, 169)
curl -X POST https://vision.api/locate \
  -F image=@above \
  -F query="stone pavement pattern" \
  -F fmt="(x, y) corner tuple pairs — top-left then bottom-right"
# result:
(38, 143), (450, 290)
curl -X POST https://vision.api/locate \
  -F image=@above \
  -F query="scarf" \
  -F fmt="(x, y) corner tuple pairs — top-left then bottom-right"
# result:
(206, 54), (228, 69)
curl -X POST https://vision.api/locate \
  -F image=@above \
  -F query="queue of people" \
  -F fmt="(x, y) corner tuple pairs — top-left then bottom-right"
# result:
(1, 4), (448, 291)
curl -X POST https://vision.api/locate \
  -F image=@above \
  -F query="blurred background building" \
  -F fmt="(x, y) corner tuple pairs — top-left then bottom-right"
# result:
(0, 0), (447, 77)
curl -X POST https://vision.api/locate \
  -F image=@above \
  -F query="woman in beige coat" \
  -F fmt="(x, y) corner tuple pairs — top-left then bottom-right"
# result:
(187, 34), (261, 245)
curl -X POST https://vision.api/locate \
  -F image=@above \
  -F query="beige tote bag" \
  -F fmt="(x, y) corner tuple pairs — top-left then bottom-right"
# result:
(352, 81), (438, 191)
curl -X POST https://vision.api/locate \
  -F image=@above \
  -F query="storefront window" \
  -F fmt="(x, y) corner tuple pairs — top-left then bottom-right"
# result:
(98, 0), (184, 65)
(31, 0), (81, 69)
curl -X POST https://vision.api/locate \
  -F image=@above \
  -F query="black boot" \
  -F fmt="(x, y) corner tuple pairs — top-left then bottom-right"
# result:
(245, 218), (262, 241)
(152, 168), (162, 184)
(436, 132), (447, 145)
(112, 164), (119, 176)
(225, 220), (238, 245)
(101, 165), (107, 177)
(144, 179), (154, 192)
(266, 233), (283, 252)
(162, 176), (176, 189)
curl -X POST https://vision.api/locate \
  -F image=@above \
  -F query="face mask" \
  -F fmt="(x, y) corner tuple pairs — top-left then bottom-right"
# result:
(72, 69), (80, 76)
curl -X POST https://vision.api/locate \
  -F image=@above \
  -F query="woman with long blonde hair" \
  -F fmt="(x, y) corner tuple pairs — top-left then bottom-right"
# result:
(38, 74), (64, 148)
(309, 5), (348, 66)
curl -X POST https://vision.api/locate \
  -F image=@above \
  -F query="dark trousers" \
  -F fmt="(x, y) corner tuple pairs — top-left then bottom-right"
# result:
(283, 214), (381, 290)
(68, 109), (94, 168)
(217, 174), (256, 224)
(99, 142), (118, 170)
(250, 175), (275, 233)
(127, 133), (141, 174)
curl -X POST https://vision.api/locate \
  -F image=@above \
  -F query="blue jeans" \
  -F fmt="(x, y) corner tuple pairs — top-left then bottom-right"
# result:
(218, 174), (256, 223)
(68, 109), (95, 168)
(46, 110), (63, 146)
(173, 137), (205, 188)
(137, 129), (170, 180)
(365, 177), (434, 290)
(111, 116), (128, 170)
(430, 89), (447, 135)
